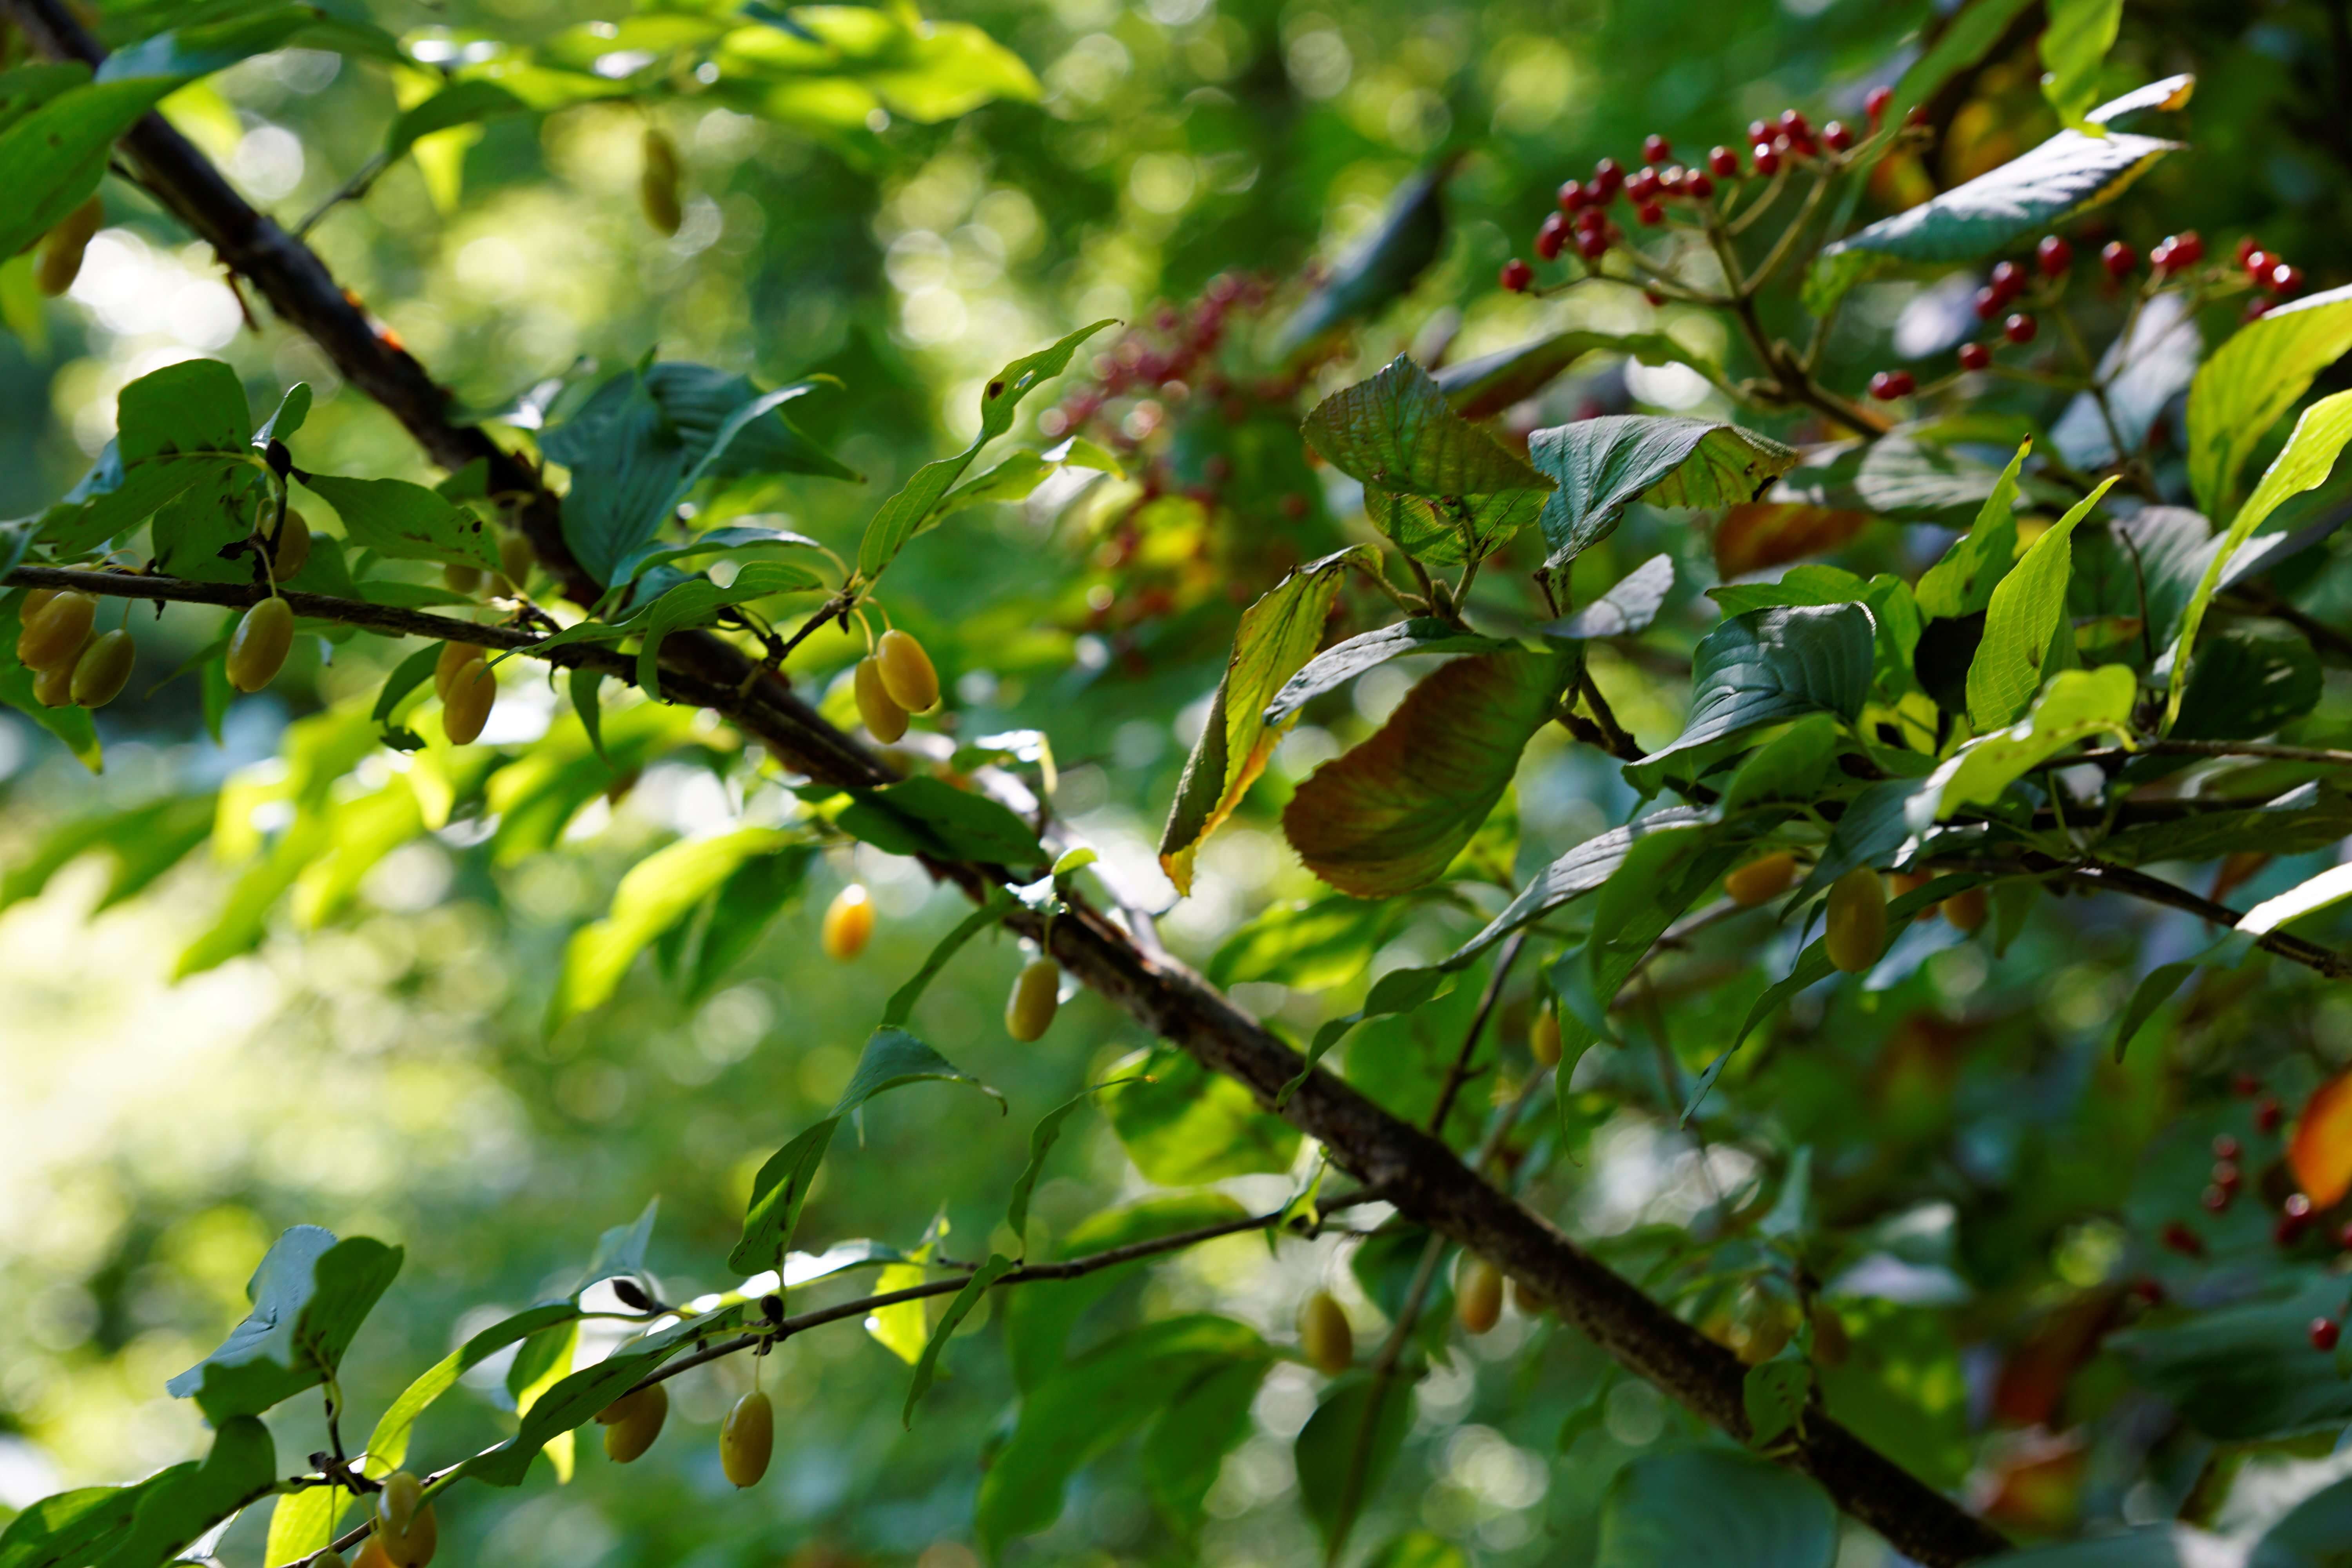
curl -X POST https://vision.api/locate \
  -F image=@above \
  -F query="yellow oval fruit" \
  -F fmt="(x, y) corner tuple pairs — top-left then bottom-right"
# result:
(1889, 867), (1938, 923)
(434, 640), (482, 701)
(598, 1383), (668, 1463)
(640, 128), (683, 236)
(18, 590), (96, 669)
(443, 563), (483, 595)
(70, 629), (134, 708)
(19, 588), (58, 626)
(1824, 866), (1889, 975)
(874, 628), (939, 712)
(376, 1472), (423, 1537)
(1943, 884), (1989, 933)
(499, 532), (535, 593)
(821, 884), (873, 960)
(1736, 1301), (1797, 1365)
(270, 508), (312, 581)
(441, 656), (495, 745)
(35, 194), (102, 297)
(720, 1388), (774, 1488)
(854, 656), (908, 743)
(1725, 850), (1799, 907)
(352, 1538), (394, 1568)
(1456, 1255), (1504, 1335)
(377, 1503), (435, 1568)
(1005, 956), (1060, 1041)
(1299, 1290), (1353, 1374)
(1530, 1009), (1562, 1067)
(33, 661), (76, 708)
(226, 596), (294, 692)
(310, 1550), (350, 1568)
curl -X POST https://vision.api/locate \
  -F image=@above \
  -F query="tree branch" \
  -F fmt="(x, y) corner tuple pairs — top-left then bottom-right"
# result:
(3, 4), (2011, 1558)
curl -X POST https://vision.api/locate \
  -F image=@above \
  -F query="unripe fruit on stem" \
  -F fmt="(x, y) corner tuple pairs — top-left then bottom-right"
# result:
(854, 656), (909, 742)
(1530, 1009), (1562, 1067)
(821, 885), (873, 960)
(1864, 85), (1893, 125)
(2101, 240), (2136, 278)
(227, 597), (295, 692)
(641, 128), (683, 236)
(71, 630), (135, 708)
(443, 563), (483, 596)
(441, 657), (495, 746)
(1888, 868), (1937, 922)
(1725, 851), (1799, 907)
(875, 628), (940, 711)
(1750, 142), (1780, 175)
(597, 1383), (668, 1463)
(720, 1389), (775, 1487)
(33, 661), (76, 708)
(35, 195), (103, 297)
(499, 532), (535, 593)
(19, 588), (58, 626)
(18, 590), (96, 669)
(434, 640), (483, 702)
(1943, 885), (1988, 933)
(311, 1551), (350, 1568)
(1006, 957), (1060, 1041)
(1456, 1255), (1504, 1334)
(1824, 867), (1889, 974)
(376, 1473), (423, 1537)
(1299, 1290), (1352, 1374)
(270, 508), (312, 581)
(374, 1474), (437, 1568)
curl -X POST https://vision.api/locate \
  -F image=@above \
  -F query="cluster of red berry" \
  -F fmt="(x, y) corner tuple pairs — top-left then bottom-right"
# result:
(1501, 89), (1909, 295)
(2230, 236), (2306, 320)
(1042, 271), (1275, 441)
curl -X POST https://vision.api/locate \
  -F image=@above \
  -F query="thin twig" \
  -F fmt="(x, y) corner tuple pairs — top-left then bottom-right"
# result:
(1426, 933), (1528, 1134)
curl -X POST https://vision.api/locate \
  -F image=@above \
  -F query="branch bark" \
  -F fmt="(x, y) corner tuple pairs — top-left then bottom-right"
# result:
(3, 4), (2012, 1560)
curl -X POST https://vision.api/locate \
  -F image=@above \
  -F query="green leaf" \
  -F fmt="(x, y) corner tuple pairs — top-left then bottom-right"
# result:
(550, 828), (801, 1026)
(1887, 0), (2034, 126)
(1261, 617), (1518, 728)
(1208, 895), (1402, 992)
(829, 776), (1044, 867)
(387, 79), (529, 162)
(97, 6), (319, 83)
(1550, 553), (1676, 639)
(1141, 1356), (1267, 1539)
(359, 1302), (579, 1483)
(1967, 478), (2119, 728)
(1283, 649), (1574, 897)
(1915, 443), (2028, 619)
(302, 474), (500, 574)
(1743, 1356), (1812, 1447)
(1005, 1080), (1132, 1247)
(1301, 356), (1552, 563)
(2102, 786), (2352, 866)
(165, 1225), (402, 1423)
(607, 523), (826, 588)
(904, 1253), (1013, 1426)
(2040, 0), (2124, 129)
(2111, 1272), (2352, 1441)
(1274, 162), (1452, 358)
(260, 1485), (343, 1568)
(1294, 1372), (1417, 1552)
(1158, 545), (1373, 894)
(1361, 1535), (1470, 1568)
(88, 1416), (278, 1568)
(1641, 605), (1874, 771)
(880, 893), (1015, 1029)
(2186, 282), (2352, 516)
(1447, 805), (1717, 966)
(728, 1029), (1002, 1274)
(1806, 91), (2182, 313)
(1595, 1448), (1836, 1568)
(575, 1197), (659, 1295)
(1917, 665), (2137, 821)
(2165, 390), (2352, 730)
(977, 1315), (1268, 1555)
(2174, 622), (2321, 741)
(0, 73), (179, 260)
(1528, 414), (1797, 574)
(1278, 964), (1457, 1106)
(1437, 331), (1717, 422)
(1001, 1194), (1250, 1391)
(2250, 1473), (2352, 1568)
(856, 322), (1115, 579)
(1773, 428), (2058, 529)
(1106, 1048), (1300, 1185)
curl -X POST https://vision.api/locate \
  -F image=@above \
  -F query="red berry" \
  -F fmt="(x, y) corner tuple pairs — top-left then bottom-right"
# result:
(1573, 205), (1608, 234)
(1592, 158), (1624, 197)
(2150, 238), (2178, 273)
(2214, 1134), (2242, 1160)
(2245, 299), (2274, 323)
(1557, 179), (1588, 211)
(2167, 230), (2205, 267)
(1684, 170), (1715, 199)
(1500, 258), (1534, 293)
(1780, 108), (1812, 138)
(2036, 236), (2073, 276)
(1575, 226), (1611, 261)
(2278, 1193), (2314, 1246)
(1634, 200), (1665, 227)
(1905, 104), (1930, 127)
(2214, 1161), (2241, 1191)
(2339, 1221), (2352, 1251)
(2259, 1096), (2285, 1132)
(1626, 167), (1661, 202)
(2161, 1221), (2207, 1258)
(2237, 236), (2265, 269)
(1823, 120), (1854, 152)
(1709, 145), (1739, 178)
(2101, 241), (2137, 278)
(2243, 247), (2273, 278)
(2128, 1278), (2165, 1307)
(1989, 260), (2025, 300)
(1747, 120), (1771, 146)
(1865, 85), (1894, 125)
(1536, 214), (1569, 261)
(2004, 312), (2038, 345)
(1642, 288), (1666, 307)
(1958, 341), (1992, 371)
(2314, 1318), (2341, 1352)
(1972, 287), (2001, 320)
(1751, 142), (1781, 175)
(2269, 263), (2306, 297)
(2233, 1071), (2263, 1098)
(2202, 1185), (2232, 1213)
(1642, 134), (1671, 164)
(1868, 369), (1914, 400)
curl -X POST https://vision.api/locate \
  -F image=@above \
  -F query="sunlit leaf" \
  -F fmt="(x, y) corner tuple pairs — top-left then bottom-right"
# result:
(1529, 414), (1797, 575)
(166, 1225), (403, 1423)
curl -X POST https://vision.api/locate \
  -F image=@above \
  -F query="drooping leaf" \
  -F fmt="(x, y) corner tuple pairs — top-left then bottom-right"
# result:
(359, 1302), (580, 1483)
(1966, 478), (2119, 728)
(2186, 282), (2352, 517)
(386, 79), (530, 162)
(2110, 1272), (2352, 1441)
(856, 322), (1115, 578)
(1447, 805), (1717, 965)
(1528, 414), (1797, 574)
(166, 1226), (403, 1423)
(1000, 1194), (1250, 1391)
(1261, 618), (1517, 727)
(1595, 1448), (1837, 1568)
(302, 474), (501, 575)
(1436, 330), (1719, 421)
(903, 1252), (1013, 1426)
(1005, 1080), (1134, 1246)
(881, 893), (1016, 1030)
(2173, 622), (2322, 741)
(1158, 546), (1373, 894)
(828, 777), (1044, 867)
(2165, 390), (2352, 730)
(1294, 1372), (1418, 1551)
(1550, 554), (1676, 639)
(2040, 0), (2125, 129)
(0, 71), (180, 261)
(1274, 162), (1453, 358)
(550, 828), (801, 1026)
(1640, 604), (1874, 771)
(1106, 1049), (1299, 1186)
(1283, 650), (1574, 897)
(1887, 0), (2034, 125)
(2103, 786), (2352, 866)
(1911, 666), (2137, 823)
(1140, 1355), (1267, 1539)
(87, 1416), (278, 1568)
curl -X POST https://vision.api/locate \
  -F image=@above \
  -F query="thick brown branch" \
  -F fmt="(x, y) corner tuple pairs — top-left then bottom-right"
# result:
(3, 4), (2011, 1559)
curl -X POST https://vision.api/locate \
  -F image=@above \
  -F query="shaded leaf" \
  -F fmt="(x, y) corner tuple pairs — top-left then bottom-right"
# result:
(302, 474), (499, 575)
(2111, 1273), (2351, 1441)
(1262, 617), (1517, 727)
(1915, 666), (2137, 823)
(1447, 805), (1718, 966)
(1529, 414), (1797, 574)
(830, 777), (1044, 867)
(1595, 1448), (1836, 1568)
(1915, 443), (2028, 619)
(1437, 330), (1719, 421)
(166, 1226), (403, 1423)
(1107, 1048), (1299, 1185)
(1641, 604), (1874, 770)
(1274, 162), (1452, 358)
(1714, 502), (1873, 578)
(0, 72), (179, 261)
(1550, 554), (1675, 639)
(1295, 1372), (1417, 1552)
(904, 1253), (1013, 1426)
